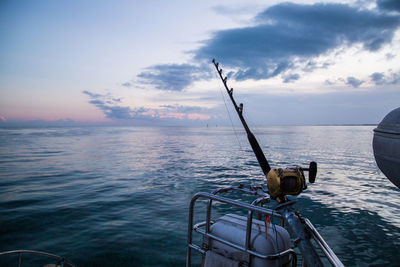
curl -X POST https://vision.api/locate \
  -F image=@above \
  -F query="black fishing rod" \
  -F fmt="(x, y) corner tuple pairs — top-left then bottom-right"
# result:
(212, 59), (318, 202)
(212, 59), (330, 267)
(209, 59), (344, 266)
(212, 59), (271, 176)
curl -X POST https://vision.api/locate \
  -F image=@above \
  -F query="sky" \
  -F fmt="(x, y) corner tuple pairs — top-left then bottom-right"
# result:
(1, 0), (399, 126)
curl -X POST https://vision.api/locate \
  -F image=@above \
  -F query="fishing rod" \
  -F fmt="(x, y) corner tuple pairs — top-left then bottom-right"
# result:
(212, 59), (317, 203)
(212, 59), (271, 176)
(211, 59), (339, 267)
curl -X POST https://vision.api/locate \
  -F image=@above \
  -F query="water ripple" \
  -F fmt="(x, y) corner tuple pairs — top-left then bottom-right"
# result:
(0, 126), (399, 266)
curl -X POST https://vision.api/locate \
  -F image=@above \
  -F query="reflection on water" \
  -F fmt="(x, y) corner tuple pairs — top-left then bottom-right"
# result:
(0, 126), (399, 266)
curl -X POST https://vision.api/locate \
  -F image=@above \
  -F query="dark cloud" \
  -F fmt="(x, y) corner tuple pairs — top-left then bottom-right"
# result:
(83, 91), (214, 122)
(83, 90), (150, 120)
(137, 64), (211, 91)
(121, 82), (132, 87)
(377, 0), (400, 12)
(371, 71), (400, 85)
(195, 2), (400, 81)
(102, 105), (136, 120)
(131, 2), (399, 91)
(89, 99), (104, 106)
(371, 72), (385, 84)
(302, 60), (332, 72)
(346, 77), (364, 88)
(388, 73), (400, 84)
(82, 90), (102, 98)
(283, 73), (300, 83)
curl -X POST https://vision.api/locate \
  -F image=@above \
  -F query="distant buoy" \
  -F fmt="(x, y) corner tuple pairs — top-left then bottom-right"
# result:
(373, 107), (400, 189)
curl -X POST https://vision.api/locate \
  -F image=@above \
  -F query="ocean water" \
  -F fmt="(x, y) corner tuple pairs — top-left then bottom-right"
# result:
(0, 126), (399, 266)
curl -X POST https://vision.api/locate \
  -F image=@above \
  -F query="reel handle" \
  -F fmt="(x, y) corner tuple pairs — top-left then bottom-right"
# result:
(302, 161), (317, 183)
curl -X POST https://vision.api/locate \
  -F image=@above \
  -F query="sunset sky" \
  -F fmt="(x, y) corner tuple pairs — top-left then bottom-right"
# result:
(1, 0), (399, 126)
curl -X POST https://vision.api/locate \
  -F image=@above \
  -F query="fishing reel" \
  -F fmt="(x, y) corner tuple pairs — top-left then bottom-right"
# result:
(266, 162), (317, 203)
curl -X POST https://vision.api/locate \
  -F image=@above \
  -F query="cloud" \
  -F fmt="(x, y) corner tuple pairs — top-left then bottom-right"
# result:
(195, 2), (400, 81)
(371, 72), (385, 84)
(302, 60), (332, 72)
(324, 79), (336, 85)
(371, 71), (400, 85)
(160, 104), (206, 113)
(137, 63), (211, 91)
(156, 104), (213, 120)
(121, 82), (132, 87)
(83, 90), (150, 120)
(377, 0), (400, 12)
(283, 73), (300, 83)
(346, 77), (364, 88)
(385, 53), (396, 60)
(323, 71), (400, 88)
(83, 91), (214, 122)
(82, 90), (102, 98)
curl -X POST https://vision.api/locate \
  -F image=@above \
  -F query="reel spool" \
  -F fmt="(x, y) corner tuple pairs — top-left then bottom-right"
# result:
(266, 162), (317, 203)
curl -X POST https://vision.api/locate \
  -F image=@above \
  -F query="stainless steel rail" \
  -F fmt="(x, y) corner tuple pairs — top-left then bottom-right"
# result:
(305, 219), (344, 267)
(0, 250), (76, 267)
(187, 191), (293, 267)
(187, 186), (344, 267)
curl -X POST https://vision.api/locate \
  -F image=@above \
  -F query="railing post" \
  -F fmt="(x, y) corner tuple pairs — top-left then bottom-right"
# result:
(245, 211), (254, 266)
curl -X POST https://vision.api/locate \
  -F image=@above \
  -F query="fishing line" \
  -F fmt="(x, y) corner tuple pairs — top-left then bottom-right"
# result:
(215, 70), (244, 152)
(242, 108), (268, 155)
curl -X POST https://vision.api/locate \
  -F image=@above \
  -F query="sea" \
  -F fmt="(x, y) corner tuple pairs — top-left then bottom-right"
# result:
(0, 126), (399, 266)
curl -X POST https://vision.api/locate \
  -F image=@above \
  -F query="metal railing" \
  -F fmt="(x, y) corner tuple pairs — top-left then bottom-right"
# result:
(186, 184), (344, 267)
(0, 250), (76, 267)
(187, 186), (296, 267)
(304, 219), (343, 267)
